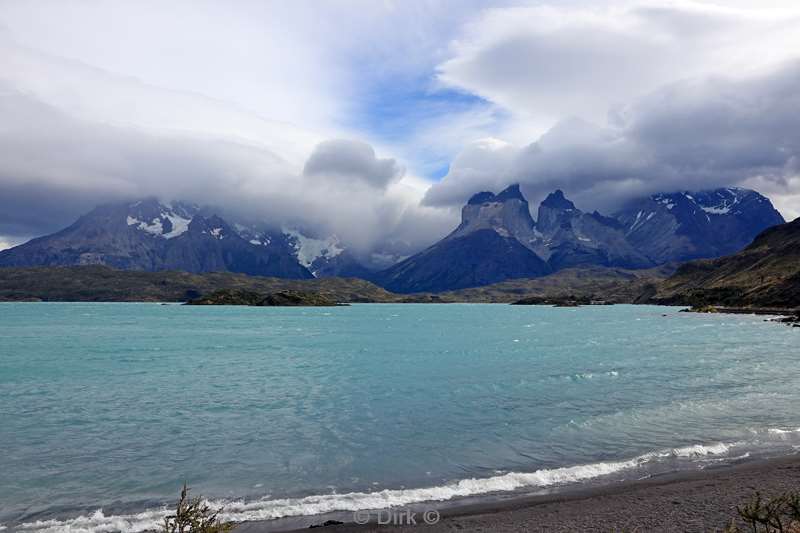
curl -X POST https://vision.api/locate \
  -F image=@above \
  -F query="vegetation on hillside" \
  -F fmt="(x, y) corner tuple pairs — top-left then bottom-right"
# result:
(652, 218), (800, 309)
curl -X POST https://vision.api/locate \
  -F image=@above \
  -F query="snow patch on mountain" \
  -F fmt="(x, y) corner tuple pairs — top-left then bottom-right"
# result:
(126, 202), (193, 239)
(283, 229), (344, 269)
(162, 213), (191, 239)
(126, 216), (163, 236)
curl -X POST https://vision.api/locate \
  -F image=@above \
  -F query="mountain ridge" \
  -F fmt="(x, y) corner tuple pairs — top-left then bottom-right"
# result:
(0, 185), (785, 293)
(650, 217), (800, 308)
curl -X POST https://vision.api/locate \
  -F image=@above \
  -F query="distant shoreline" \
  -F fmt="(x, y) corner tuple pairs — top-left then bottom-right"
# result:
(237, 454), (800, 533)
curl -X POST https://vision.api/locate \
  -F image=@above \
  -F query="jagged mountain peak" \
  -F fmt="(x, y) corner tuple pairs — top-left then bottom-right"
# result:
(467, 191), (496, 205)
(467, 183), (526, 205)
(453, 184), (537, 244)
(495, 183), (526, 202)
(540, 189), (576, 211)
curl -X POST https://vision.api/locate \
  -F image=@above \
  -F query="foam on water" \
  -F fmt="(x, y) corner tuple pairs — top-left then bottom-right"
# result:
(768, 427), (800, 435)
(11, 441), (738, 533)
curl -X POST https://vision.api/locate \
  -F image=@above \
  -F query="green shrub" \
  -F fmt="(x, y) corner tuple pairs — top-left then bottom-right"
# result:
(161, 483), (235, 533)
(725, 491), (800, 533)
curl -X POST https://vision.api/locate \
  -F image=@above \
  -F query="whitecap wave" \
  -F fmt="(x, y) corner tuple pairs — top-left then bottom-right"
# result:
(668, 443), (732, 457)
(15, 509), (168, 533)
(12, 441), (737, 533)
(768, 427), (800, 435)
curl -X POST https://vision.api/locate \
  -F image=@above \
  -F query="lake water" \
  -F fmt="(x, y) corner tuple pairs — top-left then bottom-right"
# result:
(1, 303), (799, 532)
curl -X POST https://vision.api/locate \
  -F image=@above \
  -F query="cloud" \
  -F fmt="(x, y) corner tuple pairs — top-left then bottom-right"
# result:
(0, 22), (455, 256)
(303, 139), (404, 189)
(438, 2), (800, 138)
(425, 59), (800, 216)
(1, 0), (799, 259)
(0, 83), (455, 257)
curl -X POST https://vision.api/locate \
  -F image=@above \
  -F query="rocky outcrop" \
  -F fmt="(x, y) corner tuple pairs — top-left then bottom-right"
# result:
(187, 288), (344, 306)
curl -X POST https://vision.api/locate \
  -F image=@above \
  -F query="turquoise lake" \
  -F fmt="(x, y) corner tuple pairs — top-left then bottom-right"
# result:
(1, 303), (799, 532)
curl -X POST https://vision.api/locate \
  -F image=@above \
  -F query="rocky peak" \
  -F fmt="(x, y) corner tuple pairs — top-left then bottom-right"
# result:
(452, 183), (537, 245)
(188, 214), (232, 240)
(537, 190), (580, 236)
(495, 183), (526, 202)
(467, 191), (496, 205)
(540, 190), (576, 211)
(466, 184), (527, 205)
(123, 199), (198, 240)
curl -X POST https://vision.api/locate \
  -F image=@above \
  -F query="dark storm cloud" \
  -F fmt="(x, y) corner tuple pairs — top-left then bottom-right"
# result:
(0, 86), (292, 237)
(424, 60), (800, 214)
(303, 139), (404, 189)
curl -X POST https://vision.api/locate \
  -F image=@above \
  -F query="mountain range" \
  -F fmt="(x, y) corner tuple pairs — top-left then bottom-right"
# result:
(372, 184), (784, 292)
(0, 185), (784, 292)
(0, 199), (315, 279)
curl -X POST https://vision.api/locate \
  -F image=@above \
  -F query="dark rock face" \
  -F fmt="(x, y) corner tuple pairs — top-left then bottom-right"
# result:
(373, 184), (551, 292)
(0, 199), (313, 279)
(614, 188), (785, 263)
(374, 229), (551, 293)
(534, 191), (653, 270)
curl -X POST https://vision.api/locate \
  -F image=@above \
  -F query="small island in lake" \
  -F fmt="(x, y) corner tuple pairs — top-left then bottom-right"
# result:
(186, 289), (346, 307)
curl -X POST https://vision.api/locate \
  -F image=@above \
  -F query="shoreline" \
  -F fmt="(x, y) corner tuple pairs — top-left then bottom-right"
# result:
(236, 454), (800, 533)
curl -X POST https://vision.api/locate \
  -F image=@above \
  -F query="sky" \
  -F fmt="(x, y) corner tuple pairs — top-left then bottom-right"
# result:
(1, 0), (799, 257)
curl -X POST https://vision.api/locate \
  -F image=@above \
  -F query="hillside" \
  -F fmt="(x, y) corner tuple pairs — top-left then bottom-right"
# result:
(0, 265), (670, 304)
(651, 218), (800, 308)
(0, 266), (396, 303)
(438, 265), (672, 303)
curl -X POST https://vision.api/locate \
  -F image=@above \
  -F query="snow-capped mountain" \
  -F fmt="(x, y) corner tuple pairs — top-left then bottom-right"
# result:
(371, 185), (784, 293)
(0, 187), (784, 290)
(615, 188), (785, 263)
(0, 198), (313, 278)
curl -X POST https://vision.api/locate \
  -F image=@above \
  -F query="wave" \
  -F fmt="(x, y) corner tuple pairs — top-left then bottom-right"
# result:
(9, 441), (740, 533)
(767, 427), (800, 435)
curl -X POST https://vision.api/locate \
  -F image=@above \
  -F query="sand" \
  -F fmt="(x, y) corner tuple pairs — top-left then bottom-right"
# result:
(235, 455), (800, 533)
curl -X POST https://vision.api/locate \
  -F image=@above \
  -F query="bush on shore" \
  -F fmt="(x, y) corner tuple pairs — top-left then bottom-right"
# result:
(725, 491), (800, 532)
(161, 484), (235, 533)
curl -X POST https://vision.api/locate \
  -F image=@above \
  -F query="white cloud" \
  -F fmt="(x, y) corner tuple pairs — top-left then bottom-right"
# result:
(438, 2), (800, 140)
(0, 6), (456, 255)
